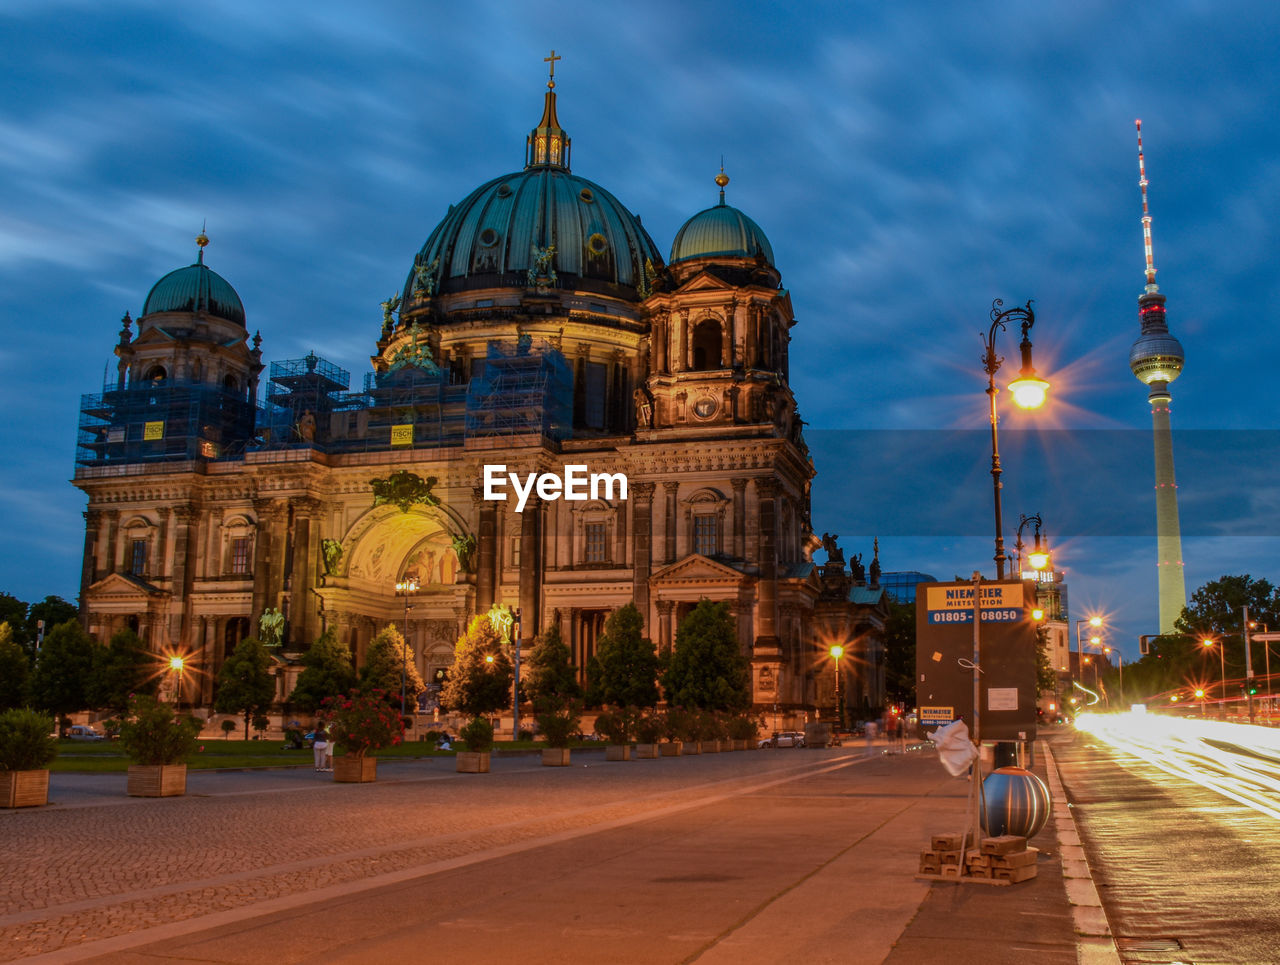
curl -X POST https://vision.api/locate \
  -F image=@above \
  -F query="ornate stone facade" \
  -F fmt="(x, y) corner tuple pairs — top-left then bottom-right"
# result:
(72, 79), (886, 719)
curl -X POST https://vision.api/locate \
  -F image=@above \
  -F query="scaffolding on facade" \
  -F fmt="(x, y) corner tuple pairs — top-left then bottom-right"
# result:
(77, 378), (257, 466)
(464, 340), (572, 441)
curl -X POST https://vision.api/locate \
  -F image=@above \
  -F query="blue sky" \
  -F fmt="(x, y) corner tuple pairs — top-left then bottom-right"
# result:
(2, 0), (1277, 658)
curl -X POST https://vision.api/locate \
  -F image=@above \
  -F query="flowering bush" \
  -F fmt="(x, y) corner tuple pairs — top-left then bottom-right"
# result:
(318, 689), (404, 757)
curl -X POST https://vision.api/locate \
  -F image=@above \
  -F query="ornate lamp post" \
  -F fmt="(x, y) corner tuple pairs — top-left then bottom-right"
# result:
(167, 655), (185, 708)
(829, 644), (845, 729)
(1202, 636), (1225, 717)
(395, 578), (420, 718)
(982, 299), (1049, 578)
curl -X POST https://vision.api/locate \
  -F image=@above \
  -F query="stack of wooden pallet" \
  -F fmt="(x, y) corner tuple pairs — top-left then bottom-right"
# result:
(918, 833), (1038, 882)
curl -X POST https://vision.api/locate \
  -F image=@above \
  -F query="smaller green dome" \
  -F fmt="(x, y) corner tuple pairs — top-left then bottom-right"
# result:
(670, 200), (774, 266)
(142, 252), (245, 327)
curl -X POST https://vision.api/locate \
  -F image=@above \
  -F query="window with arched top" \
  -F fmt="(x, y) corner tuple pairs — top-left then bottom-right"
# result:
(223, 374), (238, 392)
(144, 365), (167, 382)
(691, 318), (722, 371)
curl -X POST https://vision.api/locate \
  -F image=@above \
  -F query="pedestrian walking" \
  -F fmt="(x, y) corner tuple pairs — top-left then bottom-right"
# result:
(313, 728), (329, 771)
(323, 734), (334, 771)
(864, 719), (877, 752)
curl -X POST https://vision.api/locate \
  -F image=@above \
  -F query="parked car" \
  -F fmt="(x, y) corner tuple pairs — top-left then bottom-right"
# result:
(763, 731), (806, 748)
(67, 725), (105, 741)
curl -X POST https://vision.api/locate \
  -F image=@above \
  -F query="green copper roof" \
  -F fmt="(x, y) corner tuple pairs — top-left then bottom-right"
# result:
(403, 166), (661, 301)
(142, 254), (246, 327)
(670, 200), (774, 267)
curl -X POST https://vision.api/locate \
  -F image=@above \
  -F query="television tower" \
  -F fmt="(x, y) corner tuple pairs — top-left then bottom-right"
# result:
(1128, 120), (1187, 633)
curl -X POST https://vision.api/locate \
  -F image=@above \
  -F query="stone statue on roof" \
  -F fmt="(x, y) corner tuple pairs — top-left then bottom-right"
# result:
(821, 532), (844, 564)
(850, 553), (865, 583)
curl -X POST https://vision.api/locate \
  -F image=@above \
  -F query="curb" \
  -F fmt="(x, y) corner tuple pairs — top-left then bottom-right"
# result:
(1042, 740), (1122, 965)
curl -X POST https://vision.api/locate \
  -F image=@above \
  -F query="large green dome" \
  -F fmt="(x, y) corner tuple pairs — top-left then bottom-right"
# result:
(403, 166), (661, 302)
(142, 253), (245, 327)
(670, 199), (774, 267)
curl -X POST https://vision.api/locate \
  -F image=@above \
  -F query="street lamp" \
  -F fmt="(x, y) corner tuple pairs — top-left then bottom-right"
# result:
(168, 655), (185, 707)
(1075, 616), (1103, 686)
(829, 644), (845, 729)
(982, 299), (1049, 579)
(1014, 513), (1050, 575)
(395, 578), (420, 718)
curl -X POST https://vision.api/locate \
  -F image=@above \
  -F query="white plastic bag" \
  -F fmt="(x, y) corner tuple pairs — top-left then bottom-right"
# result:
(927, 718), (978, 777)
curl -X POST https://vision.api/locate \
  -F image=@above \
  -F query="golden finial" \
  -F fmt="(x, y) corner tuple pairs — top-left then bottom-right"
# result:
(544, 49), (561, 90)
(196, 221), (209, 263)
(715, 160), (729, 205)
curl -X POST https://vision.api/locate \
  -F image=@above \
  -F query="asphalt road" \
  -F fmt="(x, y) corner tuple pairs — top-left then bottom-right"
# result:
(1054, 717), (1280, 964)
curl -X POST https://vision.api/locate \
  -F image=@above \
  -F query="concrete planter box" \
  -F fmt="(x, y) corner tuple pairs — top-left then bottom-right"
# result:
(456, 751), (491, 773)
(731, 739), (749, 751)
(1, 769), (49, 808)
(333, 755), (377, 783)
(541, 748), (571, 767)
(701, 741), (721, 753)
(605, 744), (632, 761)
(683, 741), (702, 755)
(127, 763), (187, 797)
(634, 743), (660, 759)
(660, 741), (683, 757)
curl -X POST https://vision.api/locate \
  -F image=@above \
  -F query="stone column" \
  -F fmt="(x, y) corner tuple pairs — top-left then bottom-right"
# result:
(289, 497), (322, 648)
(251, 498), (287, 622)
(169, 505), (197, 650)
(79, 510), (101, 618)
(663, 481), (679, 564)
(106, 510), (121, 574)
(731, 478), (747, 560)
(518, 496), (541, 644)
(474, 487), (497, 613)
(657, 599), (675, 653)
(631, 482), (655, 621)
(754, 478), (780, 649)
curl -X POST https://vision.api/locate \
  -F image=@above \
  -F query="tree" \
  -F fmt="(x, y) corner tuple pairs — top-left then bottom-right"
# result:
(524, 624), (581, 707)
(214, 637), (277, 739)
(26, 596), (78, 652)
(881, 600), (916, 706)
(0, 623), (30, 711)
(662, 600), (750, 711)
(289, 628), (357, 713)
(587, 603), (660, 711)
(441, 615), (513, 720)
(87, 628), (157, 714)
(28, 620), (97, 730)
(359, 625), (427, 710)
(0, 595), (29, 650)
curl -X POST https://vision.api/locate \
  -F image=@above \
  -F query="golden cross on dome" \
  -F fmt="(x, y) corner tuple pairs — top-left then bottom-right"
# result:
(544, 49), (561, 89)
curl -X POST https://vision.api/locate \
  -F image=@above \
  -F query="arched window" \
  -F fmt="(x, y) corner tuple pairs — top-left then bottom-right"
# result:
(223, 374), (238, 392)
(144, 365), (167, 382)
(691, 319), (722, 371)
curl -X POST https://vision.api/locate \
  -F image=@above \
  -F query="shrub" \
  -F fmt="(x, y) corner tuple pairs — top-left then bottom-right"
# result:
(220, 719), (237, 738)
(517, 728), (534, 742)
(319, 690), (404, 757)
(661, 707), (694, 743)
(594, 708), (635, 744)
(119, 696), (202, 766)
(0, 708), (58, 771)
(727, 715), (761, 741)
(251, 715), (270, 736)
(535, 699), (581, 749)
(633, 711), (664, 744)
(460, 717), (494, 753)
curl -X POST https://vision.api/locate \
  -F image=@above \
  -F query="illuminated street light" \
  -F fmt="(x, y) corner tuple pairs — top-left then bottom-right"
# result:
(167, 655), (185, 707)
(1201, 636), (1226, 718)
(829, 644), (845, 729)
(395, 578), (420, 718)
(982, 299), (1049, 579)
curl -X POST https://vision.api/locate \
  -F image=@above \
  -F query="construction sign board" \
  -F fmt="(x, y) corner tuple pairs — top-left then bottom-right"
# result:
(915, 579), (1039, 742)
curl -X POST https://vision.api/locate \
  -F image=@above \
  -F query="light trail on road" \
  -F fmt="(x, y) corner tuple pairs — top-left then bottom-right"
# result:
(1075, 712), (1280, 821)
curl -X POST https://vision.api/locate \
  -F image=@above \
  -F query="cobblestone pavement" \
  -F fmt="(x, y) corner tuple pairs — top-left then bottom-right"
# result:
(1, 749), (871, 961)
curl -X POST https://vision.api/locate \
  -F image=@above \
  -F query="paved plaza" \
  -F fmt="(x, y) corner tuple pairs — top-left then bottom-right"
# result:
(2, 742), (1113, 964)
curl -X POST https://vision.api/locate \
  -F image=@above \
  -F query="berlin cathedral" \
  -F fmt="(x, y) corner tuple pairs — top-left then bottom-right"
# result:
(72, 66), (889, 722)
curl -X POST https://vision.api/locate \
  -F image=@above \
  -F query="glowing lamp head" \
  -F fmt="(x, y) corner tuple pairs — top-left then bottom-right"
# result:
(1032, 608), (1045, 621)
(1202, 638), (1214, 649)
(1195, 689), (1205, 698)
(1088, 616), (1102, 628)
(829, 645), (845, 660)
(1028, 549), (1050, 571)
(1009, 371), (1049, 409)
(1090, 635), (1101, 646)
(485, 654), (495, 664)
(168, 656), (185, 672)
